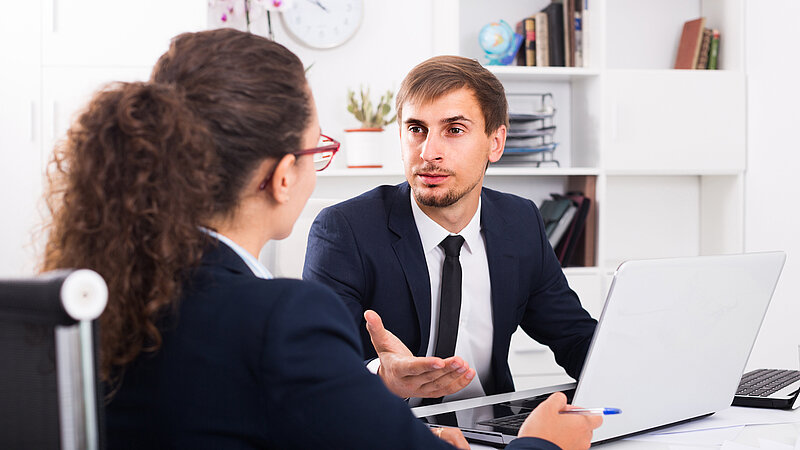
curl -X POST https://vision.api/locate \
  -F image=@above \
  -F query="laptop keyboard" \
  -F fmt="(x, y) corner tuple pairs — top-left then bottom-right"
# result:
(476, 413), (528, 433)
(736, 369), (800, 397)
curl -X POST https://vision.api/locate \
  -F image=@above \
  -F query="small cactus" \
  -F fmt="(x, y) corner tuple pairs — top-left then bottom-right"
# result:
(346, 86), (396, 129)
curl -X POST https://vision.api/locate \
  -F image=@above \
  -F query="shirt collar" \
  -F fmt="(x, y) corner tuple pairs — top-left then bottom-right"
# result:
(200, 227), (273, 279)
(409, 191), (483, 256)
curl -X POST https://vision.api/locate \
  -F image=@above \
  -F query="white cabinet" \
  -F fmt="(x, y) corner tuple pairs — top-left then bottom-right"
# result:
(0, 0), (42, 276)
(0, 73), (43, 276)
(42, 0), (206, 67)
(603, 71), (745, 172)
(42, 66), (152, 152)
(1, 0), (205, 276)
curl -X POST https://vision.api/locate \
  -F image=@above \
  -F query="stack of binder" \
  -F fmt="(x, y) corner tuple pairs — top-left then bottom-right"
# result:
(539, 192), (591, 267)
(500, 93), (559, 167)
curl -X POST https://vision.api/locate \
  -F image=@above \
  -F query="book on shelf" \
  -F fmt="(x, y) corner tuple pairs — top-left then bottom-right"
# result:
(708, 29), (720, 70)
(509, 0), (588, 69)
(674, 17), (707, 69)
(554, 0), (574, 67)
(581, 0), (590, 67)
(696, 28), (713, 69)
(539, 195), (575, 248)
(573, 0), (584, 67)
(534, 12), (549, 67)
(515, 20), (526, 66)
(524, 17), (536, 67)
(542, 2), (565, 67)
(554, 192), (591, 267)
(550, 204), (578, 249)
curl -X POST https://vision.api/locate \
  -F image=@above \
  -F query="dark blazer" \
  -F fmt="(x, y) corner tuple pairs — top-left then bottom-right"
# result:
(303, 183), (597, 396)
(105, 241), (554, 449)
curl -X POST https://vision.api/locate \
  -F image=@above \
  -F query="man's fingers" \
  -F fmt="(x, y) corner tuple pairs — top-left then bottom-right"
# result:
(418, 368), (475, 397)
(394, 356), (448, 376)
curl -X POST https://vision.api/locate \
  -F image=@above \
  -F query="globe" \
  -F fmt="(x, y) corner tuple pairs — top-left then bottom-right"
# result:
(479, 20), (516, 65)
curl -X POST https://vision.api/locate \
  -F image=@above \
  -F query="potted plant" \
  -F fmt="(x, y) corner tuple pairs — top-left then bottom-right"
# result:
(344, 86), (396, 168)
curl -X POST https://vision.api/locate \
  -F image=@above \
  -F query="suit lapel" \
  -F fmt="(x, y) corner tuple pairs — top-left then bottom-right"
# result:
(202, 241), (254, 277)
(388, 183), (433, 355)
(481, 191), (519, 377)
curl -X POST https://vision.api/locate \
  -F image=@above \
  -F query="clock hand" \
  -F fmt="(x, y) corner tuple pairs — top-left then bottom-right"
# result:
(304, 0), (329, 13)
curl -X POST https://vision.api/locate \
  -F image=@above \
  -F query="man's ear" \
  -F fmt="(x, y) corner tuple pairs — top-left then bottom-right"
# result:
(264, 154), (296, 204)
(488, 124), (506, 163)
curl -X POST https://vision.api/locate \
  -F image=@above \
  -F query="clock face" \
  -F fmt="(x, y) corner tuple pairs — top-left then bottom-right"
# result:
(281, 0), (364, 49)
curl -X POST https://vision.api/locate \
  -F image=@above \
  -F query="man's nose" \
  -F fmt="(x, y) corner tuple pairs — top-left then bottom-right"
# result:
(419, 134), (444, 162)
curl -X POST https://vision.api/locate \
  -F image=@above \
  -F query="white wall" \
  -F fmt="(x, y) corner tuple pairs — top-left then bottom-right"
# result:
(743, 0), (800, 370)
(266, 0), (434, 172)
(2, 1), (799, 374)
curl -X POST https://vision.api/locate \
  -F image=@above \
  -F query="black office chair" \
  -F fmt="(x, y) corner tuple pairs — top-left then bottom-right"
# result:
(0, 269), (108, 449)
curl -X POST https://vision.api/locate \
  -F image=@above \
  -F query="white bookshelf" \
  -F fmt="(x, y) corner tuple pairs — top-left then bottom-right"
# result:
(423, 0), (747, 380)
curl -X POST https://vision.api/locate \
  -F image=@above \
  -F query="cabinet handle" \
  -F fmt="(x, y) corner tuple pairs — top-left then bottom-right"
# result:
(50, 0), (58, 33)
(52, 101), (59, 140)
(29, 101), (37, 143)
(610, 100), (619, 142)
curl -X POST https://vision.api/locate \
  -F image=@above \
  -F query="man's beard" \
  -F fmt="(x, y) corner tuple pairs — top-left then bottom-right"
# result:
(413, 175), (481, 208)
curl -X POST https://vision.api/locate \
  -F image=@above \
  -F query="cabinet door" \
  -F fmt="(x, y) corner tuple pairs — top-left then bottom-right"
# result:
(0, 1), (42, 275)
(603, 70), (746, 172)
(42, 0), (206, 67)
(42, 66), (153, 155)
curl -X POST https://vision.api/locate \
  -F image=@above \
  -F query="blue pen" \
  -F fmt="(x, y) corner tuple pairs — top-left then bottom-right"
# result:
(559, 408), (621, 415)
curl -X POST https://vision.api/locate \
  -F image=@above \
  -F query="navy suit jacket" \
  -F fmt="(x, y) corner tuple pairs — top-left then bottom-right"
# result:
(303, 183), (597, 396)
(105, 241), (555, 449)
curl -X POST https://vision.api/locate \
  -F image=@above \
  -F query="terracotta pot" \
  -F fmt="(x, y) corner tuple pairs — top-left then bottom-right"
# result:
(344, 128), (384, 168)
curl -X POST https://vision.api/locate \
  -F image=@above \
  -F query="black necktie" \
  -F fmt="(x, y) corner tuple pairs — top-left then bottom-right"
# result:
(420, 235), (465, 407)
(434, 235), (465, 359)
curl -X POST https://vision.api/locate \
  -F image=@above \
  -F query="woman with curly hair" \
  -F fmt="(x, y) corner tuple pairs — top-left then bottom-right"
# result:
(41, 28), (595, 450)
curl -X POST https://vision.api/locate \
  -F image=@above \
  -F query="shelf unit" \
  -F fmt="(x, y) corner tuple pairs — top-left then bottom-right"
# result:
(314, 0), (747, 386)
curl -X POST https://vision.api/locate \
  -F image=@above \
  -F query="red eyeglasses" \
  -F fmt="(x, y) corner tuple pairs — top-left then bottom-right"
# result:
(258, 134), (340, 190)
(294, 133), (340, 172)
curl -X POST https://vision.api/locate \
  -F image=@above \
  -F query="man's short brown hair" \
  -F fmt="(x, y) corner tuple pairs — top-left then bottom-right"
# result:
(395, 55), (508, 135)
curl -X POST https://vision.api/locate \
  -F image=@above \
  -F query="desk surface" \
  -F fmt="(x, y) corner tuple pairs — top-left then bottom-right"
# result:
(411, 385), (800, 449)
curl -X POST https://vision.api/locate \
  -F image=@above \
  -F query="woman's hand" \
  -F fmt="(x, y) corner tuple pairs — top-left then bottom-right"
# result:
(431, 426), (470, 449)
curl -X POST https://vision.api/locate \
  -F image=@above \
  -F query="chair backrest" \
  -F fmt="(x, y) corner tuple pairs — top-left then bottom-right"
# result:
(260, 197), (341, 279)
(0, 269), (108, 450)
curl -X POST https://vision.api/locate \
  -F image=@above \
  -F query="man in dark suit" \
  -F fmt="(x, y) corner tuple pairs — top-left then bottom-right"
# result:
(304, 55), (597, 404)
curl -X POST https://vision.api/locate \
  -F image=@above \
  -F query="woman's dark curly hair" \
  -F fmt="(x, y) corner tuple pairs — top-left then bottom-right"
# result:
(41, 29), (310, 388)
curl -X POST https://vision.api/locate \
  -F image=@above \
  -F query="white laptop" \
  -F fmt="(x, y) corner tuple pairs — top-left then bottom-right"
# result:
(414, 252), (786, 445)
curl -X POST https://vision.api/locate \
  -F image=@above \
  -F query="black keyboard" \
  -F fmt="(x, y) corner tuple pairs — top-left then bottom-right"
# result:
(732, 369), (800, 409)
(476, 413), (529, 434)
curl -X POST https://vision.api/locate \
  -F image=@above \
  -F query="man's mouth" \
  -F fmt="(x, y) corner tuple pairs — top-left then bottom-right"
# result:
(417, 173), (450, 185)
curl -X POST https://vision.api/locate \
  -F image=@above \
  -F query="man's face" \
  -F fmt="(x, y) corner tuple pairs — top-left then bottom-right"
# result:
(400, 88), (505, 209)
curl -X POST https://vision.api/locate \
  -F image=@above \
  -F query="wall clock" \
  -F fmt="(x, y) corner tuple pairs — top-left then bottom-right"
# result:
(281, 0), (364, 49)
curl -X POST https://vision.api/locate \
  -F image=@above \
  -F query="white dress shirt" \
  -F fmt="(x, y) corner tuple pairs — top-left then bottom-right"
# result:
(200, 228), (273, 280)
(408, 193), (494, 405)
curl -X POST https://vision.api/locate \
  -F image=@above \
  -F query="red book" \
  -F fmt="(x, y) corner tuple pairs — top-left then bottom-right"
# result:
(674, 17), (707, 69)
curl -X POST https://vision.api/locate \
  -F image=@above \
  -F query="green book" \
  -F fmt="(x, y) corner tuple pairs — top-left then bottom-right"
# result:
(708, 29), (720, 70)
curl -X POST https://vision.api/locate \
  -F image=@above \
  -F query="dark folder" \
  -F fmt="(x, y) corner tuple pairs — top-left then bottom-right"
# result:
(555, 192), (590, 267)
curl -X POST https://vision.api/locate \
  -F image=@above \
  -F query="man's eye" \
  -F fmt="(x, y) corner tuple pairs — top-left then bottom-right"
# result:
(449, 127), (464, 134)
(409, 126), (425, 133)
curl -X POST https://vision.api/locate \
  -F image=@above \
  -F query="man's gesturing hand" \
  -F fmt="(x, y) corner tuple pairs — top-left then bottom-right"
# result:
(364, 310), (475, 399)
